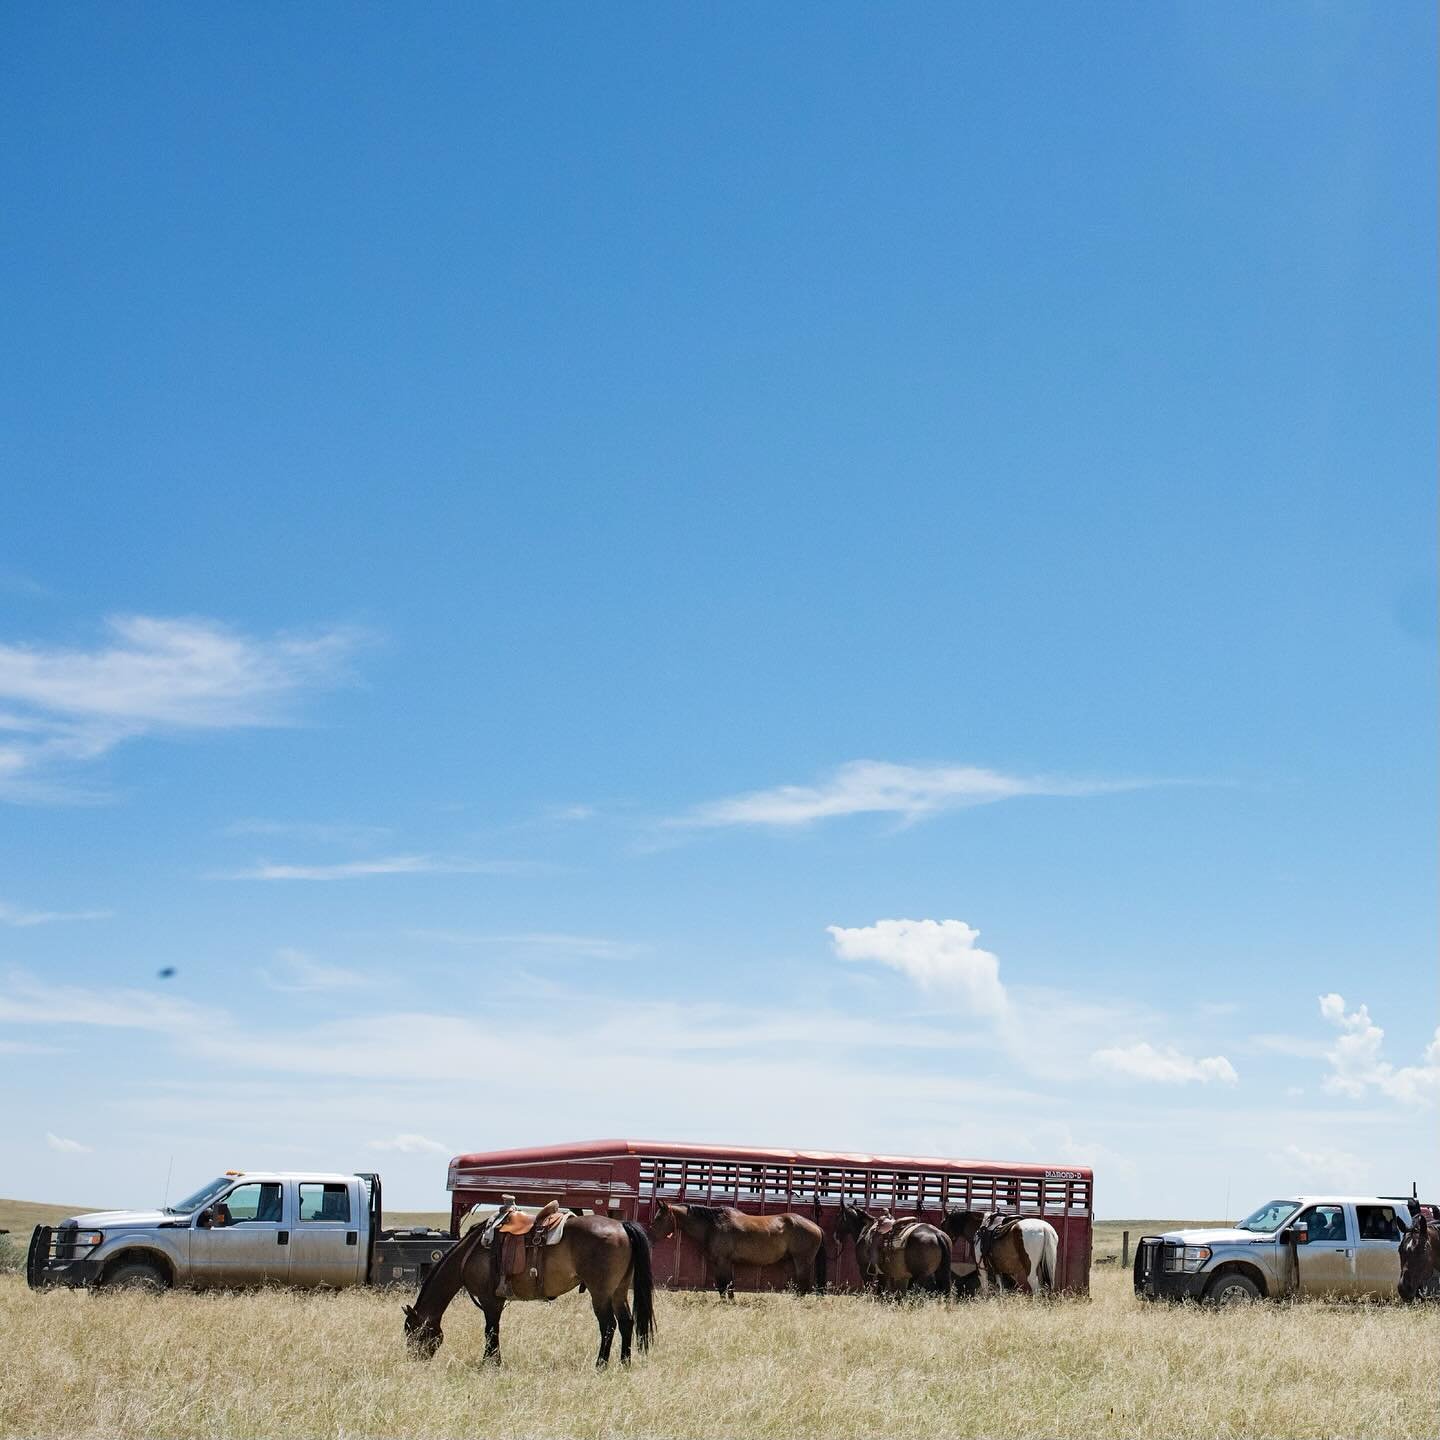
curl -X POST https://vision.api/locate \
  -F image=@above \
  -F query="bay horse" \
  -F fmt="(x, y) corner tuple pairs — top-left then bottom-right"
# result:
(403, 1212), (655, 1368)
(648, 1199), (826, 1298)
(1398, 1208), (1440, 1301)
(832, 1201), (953, 1298)
(943, 1209), (1059, 1295)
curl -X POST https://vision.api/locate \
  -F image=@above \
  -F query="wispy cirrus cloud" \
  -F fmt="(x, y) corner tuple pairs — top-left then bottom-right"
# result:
(1092, 1041), (1238, 1086)
(0, 973), (219, 1032)
(260, 948), (370, 992)
(45, 1131), (91, 1154)
(223, 819), (393, 847)
(220, 856), (536, 881)
(674, 759), (1147, 829)
(367, 1133), (451, 1155)
(408, 929), (643, 960)
(0, 614), (368, 800)
(0, 900), (111, 927)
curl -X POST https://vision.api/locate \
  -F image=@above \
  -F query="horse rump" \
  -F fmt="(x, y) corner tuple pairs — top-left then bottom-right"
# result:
(621, 1220), (656, 1350)
(932, 1229), (952, 1297)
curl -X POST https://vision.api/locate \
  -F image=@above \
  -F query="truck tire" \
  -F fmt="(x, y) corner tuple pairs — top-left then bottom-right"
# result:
(101, 1261), (168, 1293)
(1207, 1271), (1261, 1305)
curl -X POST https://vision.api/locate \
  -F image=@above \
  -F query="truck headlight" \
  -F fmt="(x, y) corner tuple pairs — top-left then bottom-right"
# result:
(77, 1232), (104, 1248)
(1181, 1246), (1211, 1272)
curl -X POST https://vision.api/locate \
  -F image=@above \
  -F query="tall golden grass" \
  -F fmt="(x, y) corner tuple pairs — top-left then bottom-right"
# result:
(3, 1256), (1435, 1439)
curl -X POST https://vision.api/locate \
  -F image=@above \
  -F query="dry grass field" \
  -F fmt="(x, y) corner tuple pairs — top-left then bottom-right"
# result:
(2, 1210), (1436, 1440)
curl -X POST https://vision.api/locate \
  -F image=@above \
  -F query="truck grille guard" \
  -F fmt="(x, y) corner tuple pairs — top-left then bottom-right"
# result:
(1133, 1235), (1173, 1292)
(26, 1224), (103, 1289)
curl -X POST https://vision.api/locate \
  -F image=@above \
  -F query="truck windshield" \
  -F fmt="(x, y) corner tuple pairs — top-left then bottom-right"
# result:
(1236, 1199), (1301, 1233)
(167, 1177), (233, 1215)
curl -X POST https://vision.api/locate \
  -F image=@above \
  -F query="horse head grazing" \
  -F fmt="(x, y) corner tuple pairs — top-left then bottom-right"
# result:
(403, 1302), (444, 1359)
(1398, 1211), (1439, 1302)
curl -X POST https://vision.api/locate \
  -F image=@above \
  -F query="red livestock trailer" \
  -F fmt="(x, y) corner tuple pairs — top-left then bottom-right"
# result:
(448, 1138), (1093, 1293)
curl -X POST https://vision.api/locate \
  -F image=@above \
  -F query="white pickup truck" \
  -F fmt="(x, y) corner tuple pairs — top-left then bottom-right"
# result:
(26, 1170), (454, 1292)
(1134, 1194), (1422, 1303)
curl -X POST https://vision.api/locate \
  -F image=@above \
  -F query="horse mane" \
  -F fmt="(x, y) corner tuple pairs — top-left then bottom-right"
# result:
(679, 1203), (733, 1230)
(411, 1221), (485, 1313)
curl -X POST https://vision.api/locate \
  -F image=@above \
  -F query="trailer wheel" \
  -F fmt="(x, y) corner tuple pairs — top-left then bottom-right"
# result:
(1207, 1271), (1261, 1305)
(101, 1261), (168, 1293)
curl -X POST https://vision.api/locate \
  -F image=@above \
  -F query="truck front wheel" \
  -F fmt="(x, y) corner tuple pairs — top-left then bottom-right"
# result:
(1207, 1271), (1261, 1305)
(100, 1261), (168, 1293)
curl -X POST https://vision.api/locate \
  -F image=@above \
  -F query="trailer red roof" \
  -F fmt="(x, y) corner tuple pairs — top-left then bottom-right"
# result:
(448, 1137), (1090, 1180)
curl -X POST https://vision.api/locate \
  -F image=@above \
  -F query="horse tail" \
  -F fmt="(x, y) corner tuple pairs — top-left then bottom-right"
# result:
(934, 1228), (953, 1298)
(622, 1220), (656, 1351)
(1037, 1224), (1058, 1293)
(814, 1233), (828, 1292)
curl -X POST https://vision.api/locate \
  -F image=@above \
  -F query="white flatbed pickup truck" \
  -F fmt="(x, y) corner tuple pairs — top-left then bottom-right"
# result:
(1134, 1194), (1424, 1302)
(26, 1170), (455, 1292)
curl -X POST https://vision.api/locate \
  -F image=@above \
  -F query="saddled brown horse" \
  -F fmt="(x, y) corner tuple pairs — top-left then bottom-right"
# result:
(1399, 1208), (1440, 1301)
(832, 1200), (952, 1297)
(403, 1212), (655, 1368)
(649, 1199), (826, 1298)
(942, 1209), (1058, 1295)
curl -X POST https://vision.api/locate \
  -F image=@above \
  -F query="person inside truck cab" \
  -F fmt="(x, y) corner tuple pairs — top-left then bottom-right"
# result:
(1306, 1206), (1344, 1241)
(211, 1182), (283, 1226)
(1359, 1206), (1402, 1241)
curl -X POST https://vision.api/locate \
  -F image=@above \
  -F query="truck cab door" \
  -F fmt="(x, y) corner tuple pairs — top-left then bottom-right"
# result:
(191, 1181), (291, 1286)
(288, 1181), (362, 1287)
(1290, 1204), (1355, 1296)
(1352, 1204), (1404, 1298)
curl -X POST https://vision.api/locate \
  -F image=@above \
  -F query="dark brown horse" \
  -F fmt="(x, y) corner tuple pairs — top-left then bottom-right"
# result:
(1399, 1208), (1440, 1301)
(942, 1209), (1057, 1295)
(648, 1199), (825, 1298)
(403, 1213), (655, 1368)
(832, 1201), (952, 1297)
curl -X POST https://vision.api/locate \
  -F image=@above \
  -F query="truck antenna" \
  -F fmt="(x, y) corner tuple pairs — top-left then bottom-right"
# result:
(162, 1154), (173, 1209)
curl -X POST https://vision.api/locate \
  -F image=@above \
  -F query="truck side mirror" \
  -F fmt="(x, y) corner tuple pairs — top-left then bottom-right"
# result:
(196, 1207), (213, 1229)
(1288, 1223), (1310, 1245)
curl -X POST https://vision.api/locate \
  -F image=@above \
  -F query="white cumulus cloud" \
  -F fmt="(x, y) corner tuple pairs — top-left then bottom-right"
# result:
(1317, 994), (1439, 1106)
(827, 918), (1009, 1016)
(1091, 1041), (1238, 1086)
(676, 759), (1142, 828)
(1270, 1142), (1364, 1189)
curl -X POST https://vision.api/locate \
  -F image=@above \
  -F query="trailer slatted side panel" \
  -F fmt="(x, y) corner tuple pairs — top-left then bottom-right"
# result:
(447, 1140), (1094, 1294)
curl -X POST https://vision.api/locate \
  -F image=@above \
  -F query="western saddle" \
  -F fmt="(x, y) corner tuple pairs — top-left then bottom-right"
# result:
(472, 1196), (571, 1298)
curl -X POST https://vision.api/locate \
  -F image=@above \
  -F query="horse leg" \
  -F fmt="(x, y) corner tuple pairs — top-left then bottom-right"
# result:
(714, 1264), (735, 1300)
(614, 1296), (635, 1366)
(482, 1300), (503, 1364)
(791, 1250), (811, 1296)
(592, 1294), (617, 1370)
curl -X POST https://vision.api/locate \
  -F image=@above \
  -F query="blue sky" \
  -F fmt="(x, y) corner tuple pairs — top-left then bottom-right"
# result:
(2, 3), (1435, 1216)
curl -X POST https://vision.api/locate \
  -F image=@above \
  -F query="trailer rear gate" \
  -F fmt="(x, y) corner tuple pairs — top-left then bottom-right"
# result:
(447, 1139), (1093, 1294)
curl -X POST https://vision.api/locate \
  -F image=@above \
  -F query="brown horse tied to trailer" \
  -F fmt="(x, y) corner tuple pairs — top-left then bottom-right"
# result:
(831, 1200), (954, 1297)
(648, 1199), (826, 1298)
(403, 1202), (655, 1369)
(1398, 1206), (1440, 1302)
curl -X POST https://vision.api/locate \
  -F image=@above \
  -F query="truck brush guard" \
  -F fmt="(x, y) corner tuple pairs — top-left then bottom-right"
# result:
(26, 1224), (104, 1290)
